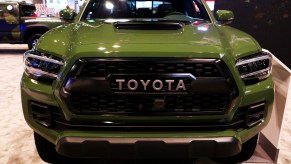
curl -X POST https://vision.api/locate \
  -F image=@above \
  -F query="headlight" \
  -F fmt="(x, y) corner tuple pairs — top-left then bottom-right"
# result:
(236, 49), (272, 82)
(24, 50), (64, 80)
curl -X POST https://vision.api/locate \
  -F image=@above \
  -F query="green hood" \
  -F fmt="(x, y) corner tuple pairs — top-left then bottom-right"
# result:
(76, 21), (220, 45)
(36, 20), (261, 61)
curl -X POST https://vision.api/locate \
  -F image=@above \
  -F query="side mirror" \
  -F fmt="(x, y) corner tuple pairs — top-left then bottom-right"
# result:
(216, 10), (234, 24)
(59, 9), (75, 20)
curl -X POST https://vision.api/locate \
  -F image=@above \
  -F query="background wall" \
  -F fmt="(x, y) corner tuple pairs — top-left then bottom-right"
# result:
(215, 0), (291, 68)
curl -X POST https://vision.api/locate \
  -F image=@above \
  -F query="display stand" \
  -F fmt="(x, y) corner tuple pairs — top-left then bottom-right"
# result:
(245, 53), (291, 163)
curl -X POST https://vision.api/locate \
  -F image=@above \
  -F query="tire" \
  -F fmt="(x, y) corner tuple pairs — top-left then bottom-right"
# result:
(34, 132), (76, 163)
(28, 33), (42, 50)
(214, 134), (259, 163)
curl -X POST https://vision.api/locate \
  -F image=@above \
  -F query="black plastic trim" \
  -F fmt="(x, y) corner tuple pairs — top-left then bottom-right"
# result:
(114, 21), (184, 30)
(56, 136), (242, 158)
(60, 58), (238, 115)
(53, 119), (244, 131)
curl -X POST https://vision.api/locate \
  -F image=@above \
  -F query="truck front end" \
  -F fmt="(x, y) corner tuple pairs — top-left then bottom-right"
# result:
(21, 0), (274, 163)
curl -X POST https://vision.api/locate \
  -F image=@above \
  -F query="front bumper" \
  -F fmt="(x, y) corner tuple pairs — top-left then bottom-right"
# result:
(56, 136), (241, 158)
(21, 68), (274, 159)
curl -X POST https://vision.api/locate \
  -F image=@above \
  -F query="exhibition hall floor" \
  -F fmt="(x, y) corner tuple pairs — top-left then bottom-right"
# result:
(0, 44), (290, 164)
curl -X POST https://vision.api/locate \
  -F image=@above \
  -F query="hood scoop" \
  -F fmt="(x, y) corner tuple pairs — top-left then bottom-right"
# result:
(113, 21), (183, 30)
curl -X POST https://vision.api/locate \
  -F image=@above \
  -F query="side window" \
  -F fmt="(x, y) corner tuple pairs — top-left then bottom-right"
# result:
(84, 1), (101, 20)
(155, 2), (173, 17)
(193, 0), (207, 19)
(193, 1), (201, 18)
(20, 5), (36, 17)
(193, 1), (200, 12)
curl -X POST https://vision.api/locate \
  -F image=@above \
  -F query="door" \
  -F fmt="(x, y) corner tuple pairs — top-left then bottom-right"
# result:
(0, 3), (20, 43)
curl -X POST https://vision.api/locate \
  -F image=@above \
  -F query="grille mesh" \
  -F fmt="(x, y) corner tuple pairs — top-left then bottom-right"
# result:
(79, 61), (222, 77)
(70, 94), (231, 114)
(63, 59), (236, 115)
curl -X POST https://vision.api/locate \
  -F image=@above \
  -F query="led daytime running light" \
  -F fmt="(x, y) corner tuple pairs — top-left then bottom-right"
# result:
(236, 55), (270, 66)
(236, 50), (272, 81)
(24, 51), (64, 79)
(25, 53), (64, 65)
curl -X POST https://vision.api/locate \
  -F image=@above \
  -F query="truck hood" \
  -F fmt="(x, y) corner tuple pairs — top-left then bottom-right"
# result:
(37, 20), (261, 60)
(76, 20), (221, 46)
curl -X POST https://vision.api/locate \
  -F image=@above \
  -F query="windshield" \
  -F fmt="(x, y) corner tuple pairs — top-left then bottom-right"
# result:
(20, 5), (36, 17)
(82, 0), (210, 22)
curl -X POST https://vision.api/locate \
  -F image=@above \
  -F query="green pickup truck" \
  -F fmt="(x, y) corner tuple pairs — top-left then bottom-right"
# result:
(21, 0), (274, 163)
(0, 1), (64, 49)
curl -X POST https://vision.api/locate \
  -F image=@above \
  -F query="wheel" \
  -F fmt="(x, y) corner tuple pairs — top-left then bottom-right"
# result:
(34, 132), (75, 163)
(214, 134), (259, 163)
(28, 33), (42, 50)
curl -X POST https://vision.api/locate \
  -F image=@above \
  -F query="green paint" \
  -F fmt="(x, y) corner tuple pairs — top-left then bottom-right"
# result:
(21, 0), (274, 159)
(216, 10), (235, 23)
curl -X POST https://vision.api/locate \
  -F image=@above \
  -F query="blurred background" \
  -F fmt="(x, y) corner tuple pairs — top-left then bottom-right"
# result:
(2, 0), (287, 67)
(0, 0), (85, 16)
(214, 0), (291, 68)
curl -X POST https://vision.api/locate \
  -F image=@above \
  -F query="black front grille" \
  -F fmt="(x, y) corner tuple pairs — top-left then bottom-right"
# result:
(79, 60), (223, 78)
(70, 94), (231, 115)
(61, 58), (238, 116)
(30, 101), (256, 131)
(30, 101), (265, 131)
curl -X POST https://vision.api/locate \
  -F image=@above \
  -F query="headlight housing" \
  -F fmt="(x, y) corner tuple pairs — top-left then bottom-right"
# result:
(24, 50), (64, 80)
(236, 49), (272, 82)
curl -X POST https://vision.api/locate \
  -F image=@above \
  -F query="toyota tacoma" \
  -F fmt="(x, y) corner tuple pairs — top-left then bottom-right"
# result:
(21, 0), (274, 163)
